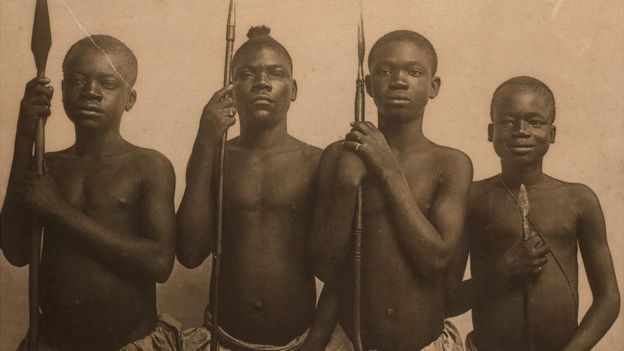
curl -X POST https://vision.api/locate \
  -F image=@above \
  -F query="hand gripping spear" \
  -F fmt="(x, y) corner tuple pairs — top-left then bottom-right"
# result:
(352, 4), (365, 351)
(211, 1), (235, 350)
(29, 0), (51, 349)
(518, 184), (535, 351)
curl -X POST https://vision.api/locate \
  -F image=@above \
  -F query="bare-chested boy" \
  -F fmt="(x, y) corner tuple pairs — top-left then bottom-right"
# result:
(446, 76), (620, 351)
(308, 30), (472, 351)
(177, 26), (350, 351)
(1, 35), (179, 350)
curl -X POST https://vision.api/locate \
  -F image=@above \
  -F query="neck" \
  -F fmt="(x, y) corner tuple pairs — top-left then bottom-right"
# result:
(74, 127), (125, 158)
(378, 112), (425, 150)
(239, 116), (288, 149)
(499, 160), (545, 187)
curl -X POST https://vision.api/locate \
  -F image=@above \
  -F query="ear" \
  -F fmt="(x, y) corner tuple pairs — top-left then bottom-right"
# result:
(488, 123), (494, 142)
(550, 125), (556, 143)
(365, 75), (372, 97)
(290, 79), (298, 102)
(125, 89), (137, 111)
(429, 76), (441, 99)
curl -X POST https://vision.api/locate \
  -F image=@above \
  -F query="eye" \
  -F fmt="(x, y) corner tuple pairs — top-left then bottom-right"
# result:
(67, 77), (85, 86)
(238, 70), (254, 79)
(408, 69), (423, 77)
(100, 80), (118, 89)
(376, 68), (391, 76)
(529, 120), (546, 127)
(269, 70), (287, 79)
(499, 119), (515, 127)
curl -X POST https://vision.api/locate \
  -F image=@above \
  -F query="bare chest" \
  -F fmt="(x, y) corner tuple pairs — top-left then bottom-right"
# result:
(48, 156), (142, 215)
(223, 153), (315, 213)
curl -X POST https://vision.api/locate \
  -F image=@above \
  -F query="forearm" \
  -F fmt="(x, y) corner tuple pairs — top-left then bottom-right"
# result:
(52, 205), (172, 282)
(300, 282), (341, 351)
(176, 136), (219, 268)
(1, 134), (37, 265)
(309, 177), (358, 282)
(446, 265), (507, 317)
(381, 170), (449, 275)
(562, 293), (620, 351)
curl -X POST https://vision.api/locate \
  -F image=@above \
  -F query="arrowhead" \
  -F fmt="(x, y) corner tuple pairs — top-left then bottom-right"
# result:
(518, 184), (530, 216)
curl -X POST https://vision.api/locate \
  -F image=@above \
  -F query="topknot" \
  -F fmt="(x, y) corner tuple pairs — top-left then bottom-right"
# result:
(247, 25), (271, 39)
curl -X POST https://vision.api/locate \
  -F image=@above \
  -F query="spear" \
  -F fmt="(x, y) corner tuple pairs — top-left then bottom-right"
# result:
(211, 0), (235, 350)
(352, 3), (365, 351)
(518, 184), (535, 351)
(29, 0), (51, 349)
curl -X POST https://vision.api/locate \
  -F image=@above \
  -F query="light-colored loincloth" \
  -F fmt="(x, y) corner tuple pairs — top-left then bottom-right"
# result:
(418, 321), (464, 351)
(464, 331), (477, 351)
(182, 320), (353, 351)
(17, 314), (183, 351)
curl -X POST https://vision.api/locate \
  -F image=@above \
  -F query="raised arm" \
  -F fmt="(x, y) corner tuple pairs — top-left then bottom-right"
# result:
(176, 85), (235, 268)
(307, 142), (364, 282)
(1, 77), (53, 266)
(562, 186), (620, 351)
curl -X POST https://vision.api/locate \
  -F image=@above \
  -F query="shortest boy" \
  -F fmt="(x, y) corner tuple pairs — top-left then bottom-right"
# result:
(1, 35), (180, 351)
(446, 76), (620, 351)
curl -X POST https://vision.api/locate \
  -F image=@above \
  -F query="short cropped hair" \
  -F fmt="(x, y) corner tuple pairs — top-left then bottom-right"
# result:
(368, 30), (438, 75)
(490, 76), (556, 121)
(63, 35), (138, 87)
(232, 25), (293, 73)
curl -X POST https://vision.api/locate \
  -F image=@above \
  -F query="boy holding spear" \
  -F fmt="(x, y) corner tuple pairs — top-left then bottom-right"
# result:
(2, 34), (180, 350)
(446, 76), (620, 351)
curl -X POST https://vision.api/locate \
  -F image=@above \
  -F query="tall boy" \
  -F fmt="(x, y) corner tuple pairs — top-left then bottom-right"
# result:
(308, 30), (472, 350)
(1, 35), (179, 350)
(177, 26), (349, 350)
(446, 76), (620, 351)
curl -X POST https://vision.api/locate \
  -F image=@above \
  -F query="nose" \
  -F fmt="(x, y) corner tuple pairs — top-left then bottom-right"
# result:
(80, 80), (102, 101)
(252, 72), (272, 92)
(389, 70), (408, 90)
(512, 120), (530, 137)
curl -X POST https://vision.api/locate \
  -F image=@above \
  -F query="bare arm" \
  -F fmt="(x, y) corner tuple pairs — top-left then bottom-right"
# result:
(176, 85), (235, 268)
(299, 279), (342, 351)
(307, 143), (362, 282)
(562, 186), (620, 351)
(1, 77), (52, 266)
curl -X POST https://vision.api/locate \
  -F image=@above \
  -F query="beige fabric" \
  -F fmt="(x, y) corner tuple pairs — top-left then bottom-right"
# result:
(182, 324), (353, 351)
(17, 314), (183, 351)
(418, 321), (464, 351)
(464, 331), (477, 351)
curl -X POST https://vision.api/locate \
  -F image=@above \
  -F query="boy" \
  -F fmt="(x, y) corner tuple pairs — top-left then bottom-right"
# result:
(177, 26), (349, 350)
(308, 30), (472, 350)
(1, 35), (179, 350)
(446, 76), (620, 351)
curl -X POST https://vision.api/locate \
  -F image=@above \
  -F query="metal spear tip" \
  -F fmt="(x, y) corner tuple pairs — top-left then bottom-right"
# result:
(32, 0), (52, 77)
(518, 184), (530, 215)
(357, 9), (365, 62)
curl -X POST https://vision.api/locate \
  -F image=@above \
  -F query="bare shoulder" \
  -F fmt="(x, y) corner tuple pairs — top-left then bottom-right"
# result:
(547, 176), (603, 214)
(288, 136), (323, 164)
(428, 144), (473, 187)
(469, 175), (500, 202)
(127, 146), (175, 182)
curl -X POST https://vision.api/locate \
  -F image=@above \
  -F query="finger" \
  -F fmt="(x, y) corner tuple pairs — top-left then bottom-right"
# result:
(343, 141), (364, 154)
(28, 94), (52, 106)
(25, 77), (50, 90)
(349, 121), (371, 135)
(532, 266), (544, 274)
(345, 131), (366, 143)
(533, 256), (548, 266)
(24, 105), (51, 118)
(533, 243), (551, 257)
(208, 84), (234, 105)
(225, 115), (237, 127)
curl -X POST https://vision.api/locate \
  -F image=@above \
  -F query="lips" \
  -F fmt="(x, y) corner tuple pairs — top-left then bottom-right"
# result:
(386, 96), (410, 106)
(251, 95), (274, 104)
(508, 145), (535, 154)
(75, 105), (104, 115)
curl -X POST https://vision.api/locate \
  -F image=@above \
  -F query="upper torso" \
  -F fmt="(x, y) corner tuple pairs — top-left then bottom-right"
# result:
(217, 137), (322, 345)
(468, 176), (581, 351)
(40, 146), (161, 350)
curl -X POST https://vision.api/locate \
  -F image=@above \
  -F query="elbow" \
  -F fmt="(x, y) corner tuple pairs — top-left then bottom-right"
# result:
(3, 250), (29, 267)
(176, 248), (207, 269)
(154, 251), (175, 284)
(420, 253), (453, 279)
(604, 289), (621, 323)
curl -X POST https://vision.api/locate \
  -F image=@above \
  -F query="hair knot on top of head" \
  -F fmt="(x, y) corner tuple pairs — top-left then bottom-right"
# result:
(247, 25), (271, 39)
(232, 25), (293, 73)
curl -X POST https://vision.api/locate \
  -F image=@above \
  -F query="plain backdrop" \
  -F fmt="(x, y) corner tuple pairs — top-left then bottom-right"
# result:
(1, 0), (622, 349)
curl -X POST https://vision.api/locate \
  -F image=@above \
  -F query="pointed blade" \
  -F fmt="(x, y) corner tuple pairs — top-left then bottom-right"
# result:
(32, 0), (52, 77)
(227, 0), (236, 27)
(357, 2), (365, 65)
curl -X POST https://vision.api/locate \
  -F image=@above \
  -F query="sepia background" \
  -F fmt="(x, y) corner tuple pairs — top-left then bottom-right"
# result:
(1, 0), (622, 349)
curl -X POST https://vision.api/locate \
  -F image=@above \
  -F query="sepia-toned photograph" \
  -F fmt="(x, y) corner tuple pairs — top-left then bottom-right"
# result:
(1, 1), (622, 350)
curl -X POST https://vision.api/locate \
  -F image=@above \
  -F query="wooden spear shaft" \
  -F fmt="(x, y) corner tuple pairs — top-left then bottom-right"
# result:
(29, 0), (51, 349)
(519, 184), (535, 351)
(211, 1), (235, 350)
(353, 5), (365, 351)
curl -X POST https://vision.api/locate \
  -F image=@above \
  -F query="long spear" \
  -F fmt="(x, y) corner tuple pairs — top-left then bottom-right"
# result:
(29, 0), (51, 349)
(518, 184), (535, 351)
(211, 1), (235, 350)
(352, 3), (365, 351)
